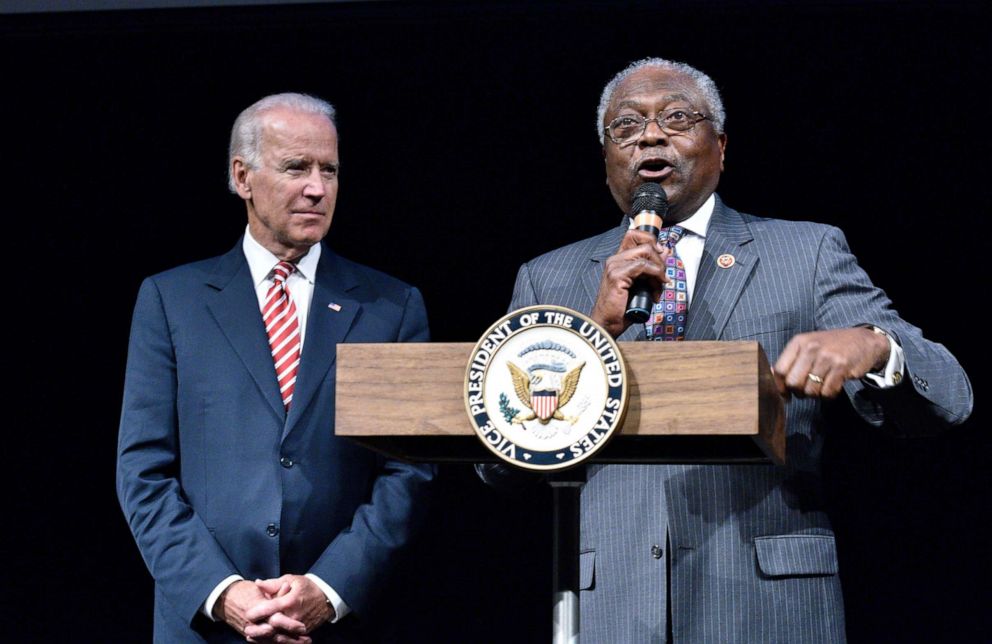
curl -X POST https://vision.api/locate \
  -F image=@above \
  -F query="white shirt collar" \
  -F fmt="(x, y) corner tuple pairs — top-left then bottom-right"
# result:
(674, 193), (715, 238)
(627, 192), (715, 238)
(242, 225), (321, 286)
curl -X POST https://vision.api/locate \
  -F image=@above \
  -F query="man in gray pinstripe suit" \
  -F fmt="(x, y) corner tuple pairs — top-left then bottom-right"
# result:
(484, 58), (972, 642)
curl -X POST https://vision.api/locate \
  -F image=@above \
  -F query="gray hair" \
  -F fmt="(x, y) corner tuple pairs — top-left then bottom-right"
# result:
(227, 92), (337, 192)
(596, 57), (725, 145)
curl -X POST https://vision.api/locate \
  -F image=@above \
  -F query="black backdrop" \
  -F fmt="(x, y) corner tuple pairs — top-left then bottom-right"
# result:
(2, 1), (989, 641)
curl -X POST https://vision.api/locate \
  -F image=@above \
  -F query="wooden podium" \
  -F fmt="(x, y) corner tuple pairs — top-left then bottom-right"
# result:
(336, 340), (784, 465)
(336, 340), (784, 643)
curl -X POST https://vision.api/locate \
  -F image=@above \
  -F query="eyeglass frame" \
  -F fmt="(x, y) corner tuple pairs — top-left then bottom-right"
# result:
(604, 108), (712, 146)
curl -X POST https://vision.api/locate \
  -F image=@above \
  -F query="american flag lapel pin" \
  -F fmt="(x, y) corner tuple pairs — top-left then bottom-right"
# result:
(328, 302), (342, 312)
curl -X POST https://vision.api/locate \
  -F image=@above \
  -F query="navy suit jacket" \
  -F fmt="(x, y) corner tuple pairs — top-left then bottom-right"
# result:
(117, 240), (433, 642)
(503, 196), (972, 643)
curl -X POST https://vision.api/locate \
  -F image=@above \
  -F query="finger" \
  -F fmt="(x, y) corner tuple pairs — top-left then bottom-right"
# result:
(255, 578), (287, 595)
(774, 335), (802, 379)
(267, 612), (308, 634)
(273, 634), (311, 644)
(771, 367), (790, 400)
(245, 622), (276, 639)
(619, 229), (660, 251)
(277, 582), (292, 597)
(654, 245), (674, 285)
(606, 253), (671, 287)
(651, 285), (664, 304)
(799, 350), (825, 397)
(805, 348), (843, 396)
(819, 371), (845, 399)
(612, 242), (667, 267)
(784, 344), (818, 395)
(245, 598), (285, 623)
(817, 363), (848, 399)
(802, 369), (823, 397)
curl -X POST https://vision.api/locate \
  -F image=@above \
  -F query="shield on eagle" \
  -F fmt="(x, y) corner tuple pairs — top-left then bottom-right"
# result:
(531, 390), (559, 421)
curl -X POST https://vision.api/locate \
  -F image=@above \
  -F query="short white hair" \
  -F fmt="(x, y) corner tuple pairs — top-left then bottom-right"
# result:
(596, 57), (726, 145)
(227, 92), (336, 192)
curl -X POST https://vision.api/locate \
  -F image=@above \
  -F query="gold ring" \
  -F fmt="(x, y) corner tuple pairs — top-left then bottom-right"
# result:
(807, 373), (824, 384)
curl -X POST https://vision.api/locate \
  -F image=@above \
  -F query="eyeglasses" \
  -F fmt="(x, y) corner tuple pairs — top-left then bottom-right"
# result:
(605, 108), (711, 145)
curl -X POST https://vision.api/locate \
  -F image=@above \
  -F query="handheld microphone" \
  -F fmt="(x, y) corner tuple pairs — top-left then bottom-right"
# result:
(624, 183), (668, 323)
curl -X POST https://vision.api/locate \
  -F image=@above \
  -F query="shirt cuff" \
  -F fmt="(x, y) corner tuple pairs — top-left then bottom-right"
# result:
(861, 326), (905, 388)
(305, 573), (350, 623)
(202, 575), (244, 621)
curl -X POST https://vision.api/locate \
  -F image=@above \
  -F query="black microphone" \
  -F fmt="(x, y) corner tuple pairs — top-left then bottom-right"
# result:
(624, 183), (668, 323)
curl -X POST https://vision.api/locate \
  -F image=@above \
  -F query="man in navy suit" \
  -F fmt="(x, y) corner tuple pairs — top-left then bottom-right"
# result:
(117, 93), (433, 643)
(482, 58), (972, 642)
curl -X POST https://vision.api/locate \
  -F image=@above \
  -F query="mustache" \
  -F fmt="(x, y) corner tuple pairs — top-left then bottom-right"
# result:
(634, 154), (677, 172)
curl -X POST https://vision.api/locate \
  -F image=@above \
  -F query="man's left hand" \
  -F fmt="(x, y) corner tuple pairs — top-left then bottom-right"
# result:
(773, 327), (889, 399)
(243, 575), (334, 638)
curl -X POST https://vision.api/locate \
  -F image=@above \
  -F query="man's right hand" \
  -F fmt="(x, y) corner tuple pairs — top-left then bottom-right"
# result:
(591, 229), (672, 337)
(214, 580), (311, 644)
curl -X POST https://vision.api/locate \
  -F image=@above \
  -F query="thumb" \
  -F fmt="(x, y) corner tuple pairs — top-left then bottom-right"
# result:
(254, 577), (286, 595)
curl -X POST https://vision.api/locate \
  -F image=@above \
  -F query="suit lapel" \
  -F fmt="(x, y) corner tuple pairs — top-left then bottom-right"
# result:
(585, 219), (647, 341)
(685, 198), (758, 340)
(282, 247), (360, 439)
(205, 241), (285, 422)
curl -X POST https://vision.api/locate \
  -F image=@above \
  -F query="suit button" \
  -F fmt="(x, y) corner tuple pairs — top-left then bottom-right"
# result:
(280, 456), (294, 468)
(651, 544), (663, 559)
(266, 523), (279, 537)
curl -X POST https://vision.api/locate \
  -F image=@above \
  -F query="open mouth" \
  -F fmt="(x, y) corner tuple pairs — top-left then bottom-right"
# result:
(637, 158), (673, 180)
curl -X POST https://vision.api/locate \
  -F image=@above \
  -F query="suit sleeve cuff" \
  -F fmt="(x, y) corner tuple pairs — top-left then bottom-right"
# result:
(202, 575), (244, 621)
(861, 326), (905, 388)
(305, 573), (351, 623)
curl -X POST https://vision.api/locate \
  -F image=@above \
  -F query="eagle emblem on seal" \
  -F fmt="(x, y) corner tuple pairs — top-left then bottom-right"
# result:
(506, 341), (585, 425)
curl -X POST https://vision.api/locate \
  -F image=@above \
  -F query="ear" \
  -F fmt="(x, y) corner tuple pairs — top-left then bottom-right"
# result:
(602, 145), (609, 184)
(717, 133), (727, 171)
(231, 157), (252, 199)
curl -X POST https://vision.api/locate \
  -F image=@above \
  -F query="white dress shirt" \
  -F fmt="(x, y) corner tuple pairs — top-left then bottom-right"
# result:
(630, 193), (904, 386)
(201, 228), (350, 623)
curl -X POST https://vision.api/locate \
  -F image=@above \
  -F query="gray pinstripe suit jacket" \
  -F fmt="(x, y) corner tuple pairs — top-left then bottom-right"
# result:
(507, 196), (972, 643)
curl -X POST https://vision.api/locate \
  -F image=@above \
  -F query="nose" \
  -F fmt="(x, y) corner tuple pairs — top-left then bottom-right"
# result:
(302, 167), (326, 199)
(639, 117), (669, 146)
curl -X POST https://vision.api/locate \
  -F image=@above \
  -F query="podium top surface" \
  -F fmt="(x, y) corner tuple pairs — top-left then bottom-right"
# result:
(335, 342), (785, 465)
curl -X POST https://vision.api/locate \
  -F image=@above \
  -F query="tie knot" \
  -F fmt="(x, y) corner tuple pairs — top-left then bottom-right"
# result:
(272, 261), (295, 284)
(660, 225), (687, 248)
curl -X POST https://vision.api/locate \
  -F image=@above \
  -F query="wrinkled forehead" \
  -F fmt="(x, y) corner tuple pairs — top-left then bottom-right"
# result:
(261, 108), (336, 136)
(259, 108), (338, 154)
(609, 69), (705, 116)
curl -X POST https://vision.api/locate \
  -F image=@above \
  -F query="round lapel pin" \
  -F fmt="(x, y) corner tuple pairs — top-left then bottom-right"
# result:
(717, 253), (736, 269)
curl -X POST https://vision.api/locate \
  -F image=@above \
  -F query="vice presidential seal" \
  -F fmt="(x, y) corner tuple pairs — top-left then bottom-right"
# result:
(464, 305), (628, 471)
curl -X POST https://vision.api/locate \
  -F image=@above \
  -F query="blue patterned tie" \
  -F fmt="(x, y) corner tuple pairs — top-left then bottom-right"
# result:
(645, 225), (688, 341)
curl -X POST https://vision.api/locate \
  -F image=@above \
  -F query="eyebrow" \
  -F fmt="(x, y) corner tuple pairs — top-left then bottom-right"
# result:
(616, 93), (694, 110)
(277, 157), (340, 171)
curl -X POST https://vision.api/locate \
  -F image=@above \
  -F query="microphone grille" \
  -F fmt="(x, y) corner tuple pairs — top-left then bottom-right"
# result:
(631, 183), (668, 214)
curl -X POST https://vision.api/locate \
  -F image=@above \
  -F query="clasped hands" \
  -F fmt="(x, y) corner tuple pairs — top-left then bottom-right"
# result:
(592, 229), (890, 399)
(215, 575), (334, 644)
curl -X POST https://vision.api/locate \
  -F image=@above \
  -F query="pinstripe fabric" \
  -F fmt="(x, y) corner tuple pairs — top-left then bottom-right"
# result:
(508, 196), (972, 643)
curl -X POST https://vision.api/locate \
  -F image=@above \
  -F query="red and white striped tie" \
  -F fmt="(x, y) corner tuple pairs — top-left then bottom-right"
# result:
(262, 261), (301, 411)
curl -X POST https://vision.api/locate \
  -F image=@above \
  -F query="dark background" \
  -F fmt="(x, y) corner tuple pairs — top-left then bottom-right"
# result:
(2, 1), (988, 641)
